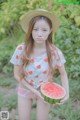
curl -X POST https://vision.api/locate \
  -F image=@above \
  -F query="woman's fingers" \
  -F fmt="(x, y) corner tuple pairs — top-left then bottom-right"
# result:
(55, 102), (64, 105)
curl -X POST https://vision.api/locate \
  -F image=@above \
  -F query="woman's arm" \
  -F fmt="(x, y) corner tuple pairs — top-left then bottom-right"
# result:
(21, 79), (43, 98)
(14, 65), (43, 99)
(57, 64), (69, 103)
(14, 65), (21, 83)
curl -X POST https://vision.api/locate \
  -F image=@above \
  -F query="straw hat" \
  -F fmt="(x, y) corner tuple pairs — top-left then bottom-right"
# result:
(19, 9), (60, 34)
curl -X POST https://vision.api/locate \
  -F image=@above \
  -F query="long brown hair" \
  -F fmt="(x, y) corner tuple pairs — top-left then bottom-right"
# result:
(20, 16), (60, 80)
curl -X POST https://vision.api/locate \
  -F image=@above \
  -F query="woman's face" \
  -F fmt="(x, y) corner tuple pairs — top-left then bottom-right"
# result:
(32, 19), (51, 44)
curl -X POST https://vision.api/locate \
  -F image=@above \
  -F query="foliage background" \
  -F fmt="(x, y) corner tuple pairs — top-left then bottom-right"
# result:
(0, 0), (80, 80)
(0, 0), (80, 119)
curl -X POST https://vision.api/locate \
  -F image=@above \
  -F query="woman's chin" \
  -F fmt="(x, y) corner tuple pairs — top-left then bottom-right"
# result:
(36, 40), (43, 43)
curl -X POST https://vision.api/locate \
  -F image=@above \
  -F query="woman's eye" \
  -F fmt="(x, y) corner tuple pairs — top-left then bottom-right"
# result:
(43, 30), (47, 31)
(33, 29), (38, 31)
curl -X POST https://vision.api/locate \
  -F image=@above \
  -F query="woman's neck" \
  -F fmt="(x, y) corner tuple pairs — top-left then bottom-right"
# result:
(32, 43), (47, 56)
(34, 42), (46, 49)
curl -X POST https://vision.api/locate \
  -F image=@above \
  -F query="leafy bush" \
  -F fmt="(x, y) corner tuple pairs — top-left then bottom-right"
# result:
(54, 23), (80, 80)
(0, 0), (48, 38)
(0, 0), (7, 5)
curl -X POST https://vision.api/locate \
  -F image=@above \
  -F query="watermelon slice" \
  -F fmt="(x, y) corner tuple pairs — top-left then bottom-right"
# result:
(40, 82), (66, 104)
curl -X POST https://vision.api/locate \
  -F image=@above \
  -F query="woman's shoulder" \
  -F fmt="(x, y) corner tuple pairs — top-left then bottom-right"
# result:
(50, 45), (66, 67)
(50, 44), (65, 61)
(16, 42), (25, 50)
(55, 46), (63, 55)
(13, 42), (25, 55)
(10, 43), (25, 65)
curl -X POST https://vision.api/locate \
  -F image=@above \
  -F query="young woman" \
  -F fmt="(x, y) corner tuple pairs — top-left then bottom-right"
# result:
(10, 9), (69, 120)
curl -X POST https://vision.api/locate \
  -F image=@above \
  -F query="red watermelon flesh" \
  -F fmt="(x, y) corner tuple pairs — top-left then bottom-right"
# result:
(41, 82), (66, 101)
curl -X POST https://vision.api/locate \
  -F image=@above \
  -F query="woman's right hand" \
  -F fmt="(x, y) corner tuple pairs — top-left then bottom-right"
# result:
(20, 79), (50, 104)
(20, 79), (44, 99)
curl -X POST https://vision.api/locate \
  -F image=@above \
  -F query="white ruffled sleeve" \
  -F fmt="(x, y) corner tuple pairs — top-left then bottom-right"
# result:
(55, 48), (66, 67)
(10, 43), (24, 65)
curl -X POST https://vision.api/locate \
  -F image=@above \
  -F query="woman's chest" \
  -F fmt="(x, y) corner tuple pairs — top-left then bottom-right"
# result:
(25, 55), (49, 76)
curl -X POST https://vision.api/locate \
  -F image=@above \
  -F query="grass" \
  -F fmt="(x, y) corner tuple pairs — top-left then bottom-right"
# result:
(0, 74), (80, 120)
(0, 93), (17, 110)
(49, 99), (80, 120)
(0, 74), (17, 88)
(31, 108), (36, 120)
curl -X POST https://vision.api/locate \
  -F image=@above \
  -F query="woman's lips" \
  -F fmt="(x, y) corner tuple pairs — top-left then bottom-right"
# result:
(37, 38), (43, 41)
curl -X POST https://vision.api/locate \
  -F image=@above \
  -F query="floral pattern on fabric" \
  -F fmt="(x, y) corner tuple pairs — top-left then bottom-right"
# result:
(10, 43), (66, 88)
(10, 43), (24, 65)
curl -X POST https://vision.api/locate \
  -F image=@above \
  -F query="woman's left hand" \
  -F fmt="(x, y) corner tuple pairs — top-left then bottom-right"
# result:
(55, 95), (69, 105)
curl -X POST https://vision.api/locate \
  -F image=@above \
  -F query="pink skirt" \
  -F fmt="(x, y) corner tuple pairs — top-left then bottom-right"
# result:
(17, 86), (39, 100)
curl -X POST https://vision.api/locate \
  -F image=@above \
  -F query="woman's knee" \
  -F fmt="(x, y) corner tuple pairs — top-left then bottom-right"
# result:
(36, 98), (50, 120)
(18, 95), (32, 120)
(37, 98), (50, 109)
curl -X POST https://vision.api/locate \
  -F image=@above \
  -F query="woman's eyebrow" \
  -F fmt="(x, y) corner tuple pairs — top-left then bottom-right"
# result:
(33, 27), (48, 29)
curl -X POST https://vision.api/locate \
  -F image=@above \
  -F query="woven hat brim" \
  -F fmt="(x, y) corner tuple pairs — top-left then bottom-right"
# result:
(19, 9), (60, 34)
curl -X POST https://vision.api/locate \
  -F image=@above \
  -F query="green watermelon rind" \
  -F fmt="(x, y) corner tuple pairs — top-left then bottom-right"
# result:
(40, 82), (66, 104)
(41, 92), (61, 104)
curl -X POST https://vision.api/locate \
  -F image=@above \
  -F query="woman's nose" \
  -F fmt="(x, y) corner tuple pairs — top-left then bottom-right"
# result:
(37, 30), (43, 37)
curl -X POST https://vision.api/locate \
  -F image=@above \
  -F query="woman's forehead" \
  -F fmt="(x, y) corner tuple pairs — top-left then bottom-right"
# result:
(33, 19), (50, 28)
